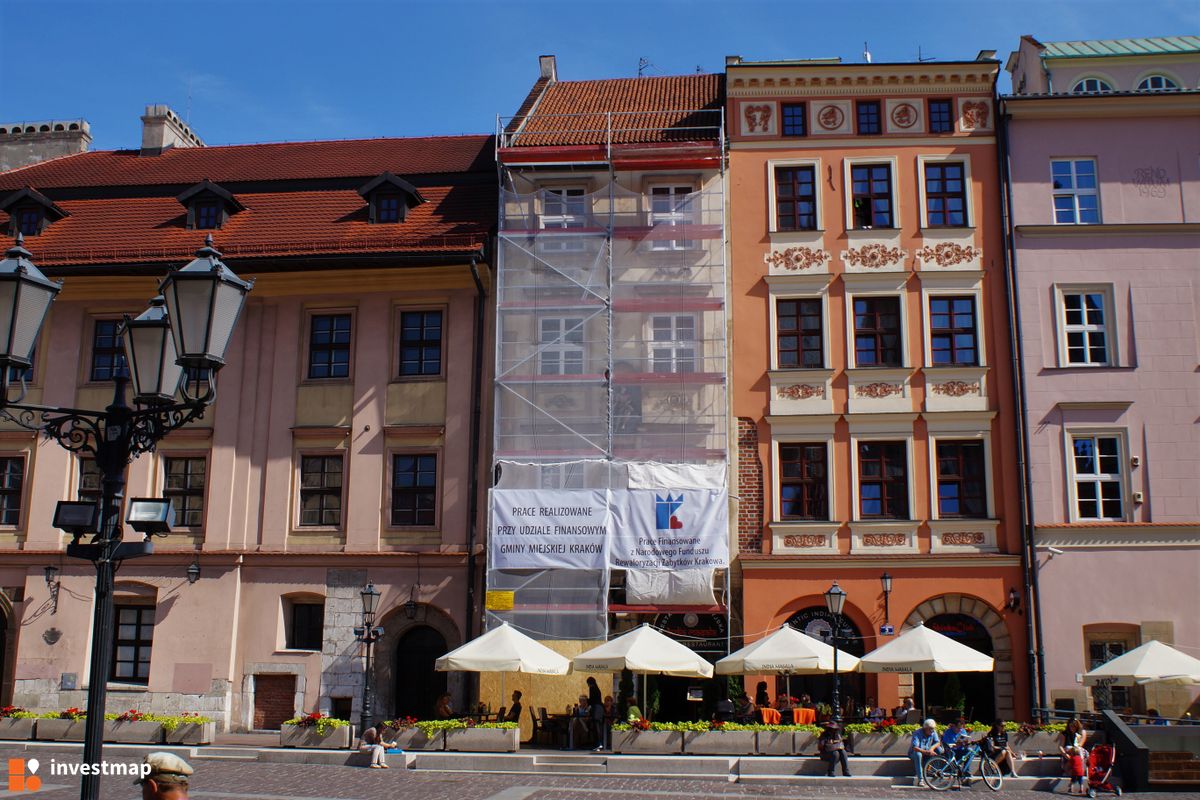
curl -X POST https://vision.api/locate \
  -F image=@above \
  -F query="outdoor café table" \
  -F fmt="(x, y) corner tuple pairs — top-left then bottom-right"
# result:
(760, 708), (782, 725)
(794, 707), (817, 725)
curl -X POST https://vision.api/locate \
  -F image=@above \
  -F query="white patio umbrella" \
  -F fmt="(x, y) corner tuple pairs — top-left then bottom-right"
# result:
(575, 623), (713, 714)
(715, 625), (860, 702)
(1084, 640), (1200, 687)
(858, 621), (993, 717)
(435, 622), (571, 713)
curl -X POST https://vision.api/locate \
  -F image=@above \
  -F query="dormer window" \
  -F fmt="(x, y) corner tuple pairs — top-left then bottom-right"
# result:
(195, 201), (222, 230)
(376, 195), (403, 224)
(16, 208), (42, 236)
(358, 172), (425, 224)
(0, 186), (69, 237)
(176, 179), (244, 230)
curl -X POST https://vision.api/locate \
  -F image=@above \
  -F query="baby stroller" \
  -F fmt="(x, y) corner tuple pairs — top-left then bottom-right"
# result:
(1086, 744), (1121, 797)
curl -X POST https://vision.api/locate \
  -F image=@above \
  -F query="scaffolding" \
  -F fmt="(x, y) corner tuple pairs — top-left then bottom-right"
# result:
(488, 110), (728, 640)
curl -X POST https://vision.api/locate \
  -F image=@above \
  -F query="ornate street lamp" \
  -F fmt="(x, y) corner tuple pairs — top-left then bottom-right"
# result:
(824, 581), (847, 724)
(0, 236), (251, 800)
(354, 583), (385, 739)
(0, 235), (60, 384)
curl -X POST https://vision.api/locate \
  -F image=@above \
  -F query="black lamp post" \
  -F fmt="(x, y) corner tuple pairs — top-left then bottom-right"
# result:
(824, 581), (847, 724)
(354, 583), (385, 738)
(0, 235), (251, 800)
(881, 572), (893, 624)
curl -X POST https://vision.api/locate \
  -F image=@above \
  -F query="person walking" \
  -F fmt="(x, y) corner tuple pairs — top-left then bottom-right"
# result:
(586, 676), (605, 751)
(137, 752), (193, 799)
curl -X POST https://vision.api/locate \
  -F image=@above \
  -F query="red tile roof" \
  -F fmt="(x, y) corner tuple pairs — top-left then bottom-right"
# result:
(0, 136), (497, 267)
(0, 135), (495, 189)
(506, 74), (724, 147)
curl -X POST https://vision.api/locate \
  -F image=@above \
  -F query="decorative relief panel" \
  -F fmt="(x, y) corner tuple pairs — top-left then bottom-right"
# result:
(915, 228), (982, 272)
(740, 102), (777, 136)
(811, 100), (852, 135)
(957, 97), (993, 132)
(886, 99), (924, 134)
(930, 520), (998, 553)
(923, 367), (987, 413)
(769, 370), (834, 416)
(850, 523), (919, 554)
(772, 523), (840, 555)
(765, 246), (831, 274)
(840, 233), (909, 273)
(916, 242), (981, 268)
(846, 369), (911, 414)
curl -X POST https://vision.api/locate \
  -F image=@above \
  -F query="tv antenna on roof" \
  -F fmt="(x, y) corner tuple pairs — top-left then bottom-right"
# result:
(638, 57), (653, 77)
(918, 46), (937, 62)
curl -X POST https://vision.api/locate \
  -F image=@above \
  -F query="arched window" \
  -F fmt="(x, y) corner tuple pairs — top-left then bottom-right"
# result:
(1137, 75), (1178, 91)
(1072, 77), (1112, 94)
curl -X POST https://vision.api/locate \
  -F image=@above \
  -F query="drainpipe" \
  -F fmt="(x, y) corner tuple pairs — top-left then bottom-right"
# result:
(997, 97), (1048, 718)
(466, 254), (487, 643)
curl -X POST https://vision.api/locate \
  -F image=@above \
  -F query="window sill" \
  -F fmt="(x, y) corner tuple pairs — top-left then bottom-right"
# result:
(299, 378), (354, 387)
(390, 374), (447, 384)
(274, 649), (322, 656)
(1042, 364), (1130, 372)
(920, 226), (975, 233)
(107, 683), (149, 692)
(290, 527), (345, 535)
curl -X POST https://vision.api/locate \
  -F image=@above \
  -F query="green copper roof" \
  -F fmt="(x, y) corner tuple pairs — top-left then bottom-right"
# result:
(1042, 36), (1200, 58)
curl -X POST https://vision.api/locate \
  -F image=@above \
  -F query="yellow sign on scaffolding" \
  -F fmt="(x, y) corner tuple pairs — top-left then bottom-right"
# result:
(485, 590), (515, 611)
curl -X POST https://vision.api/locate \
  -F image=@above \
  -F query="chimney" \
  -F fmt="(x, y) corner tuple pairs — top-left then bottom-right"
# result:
(0, 119), (91, 172)
(539, 55), (557, 82)
(725, 55), (743, 67)
(140, 104), (204, 156)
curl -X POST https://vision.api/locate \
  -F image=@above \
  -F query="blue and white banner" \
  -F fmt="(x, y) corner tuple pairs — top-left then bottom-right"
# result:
(609, 488), (729, 570)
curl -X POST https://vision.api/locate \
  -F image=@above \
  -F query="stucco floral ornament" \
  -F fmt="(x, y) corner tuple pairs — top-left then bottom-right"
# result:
(843, 243), (906, 269)
(930, 380), (979, 397)
(855, 382), (903, 398)
(778, 383), (824, 400)
(764, 247), (829, 271)
(917, 242), (981, 267)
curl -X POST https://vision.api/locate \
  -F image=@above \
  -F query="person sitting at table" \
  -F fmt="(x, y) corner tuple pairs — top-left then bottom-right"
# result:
(435, 692), (454, 719)
(800, 693), (816, 710)
(504, 690), (523, 723)
(624, 693), (643, 723)
(734, 692), (755, 724)
(603, 695), (615, 723)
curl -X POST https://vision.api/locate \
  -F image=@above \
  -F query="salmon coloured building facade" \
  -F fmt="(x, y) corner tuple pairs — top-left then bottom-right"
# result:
(726, 54), (1031, 720)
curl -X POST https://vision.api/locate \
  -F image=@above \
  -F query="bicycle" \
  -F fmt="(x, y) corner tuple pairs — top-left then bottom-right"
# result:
(924, 742), (1003, 791)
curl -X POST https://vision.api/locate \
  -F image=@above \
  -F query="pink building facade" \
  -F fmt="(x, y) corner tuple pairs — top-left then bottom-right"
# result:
(1005, 37), (1200, 718)
(0, 108), (496, 730)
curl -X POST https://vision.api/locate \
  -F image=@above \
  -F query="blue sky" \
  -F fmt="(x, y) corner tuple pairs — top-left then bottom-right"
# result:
(2, 0), (1196, 151)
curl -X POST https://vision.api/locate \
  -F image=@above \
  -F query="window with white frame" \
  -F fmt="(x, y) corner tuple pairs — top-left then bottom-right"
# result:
(1137, 74), (1178, 91)
(648, 185), (695, 250)
(1069, 433), (1125, 521)
(538, 317), (585, 375)
(650, 314), (696, 374)
(779, 443), (829, 520)
(1051, 159), (1099, 224)
(929, 296), (978, 366)
(1059, 289), (1111, 366)
(1072, 77), (1112, 93)
(923, 161), (968, 228)
(540, 187), (587, 251)
(776, 298), (823, 369)
(858, 440), (909, 519)
(774, 166), (818, 232)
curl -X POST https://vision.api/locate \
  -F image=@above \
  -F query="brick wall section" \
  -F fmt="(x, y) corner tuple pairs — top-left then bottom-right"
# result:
(737, 417), (764, 553)
(252, 674), (296, 730)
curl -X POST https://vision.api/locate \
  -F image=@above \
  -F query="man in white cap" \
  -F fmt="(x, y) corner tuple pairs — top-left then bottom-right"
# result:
(137, 752), (192, 799)
(908, 718), (943, 786)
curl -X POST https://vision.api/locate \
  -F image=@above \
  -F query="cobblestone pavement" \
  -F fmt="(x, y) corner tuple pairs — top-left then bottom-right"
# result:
(5, 751), (1199, 800)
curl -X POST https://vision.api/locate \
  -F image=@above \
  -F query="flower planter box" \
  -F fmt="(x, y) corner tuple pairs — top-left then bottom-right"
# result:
(0, 719), (35, 740)
(683, 730), (755, 755)
(611, 729), (683, 754)
(755, 730), (793, 755)
(37, 719), (86, 741)
(792, 731), (818, 754)
(104, 720), (164, 744)
(1012, 732), (1065, 757)
(165, 721), (216, 746)
(444, 728), (519, 753)
(392, 728), (444, 751)
(279, 723), (352, 749)
(849, 731), (911, 756)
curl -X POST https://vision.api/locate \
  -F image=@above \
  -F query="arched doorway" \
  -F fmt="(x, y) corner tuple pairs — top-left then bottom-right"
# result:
(780, 606), (866, 715)
(922, 614), (995, 721)
(394, 626), (447, 720)
(904, 595), (1013, 721)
